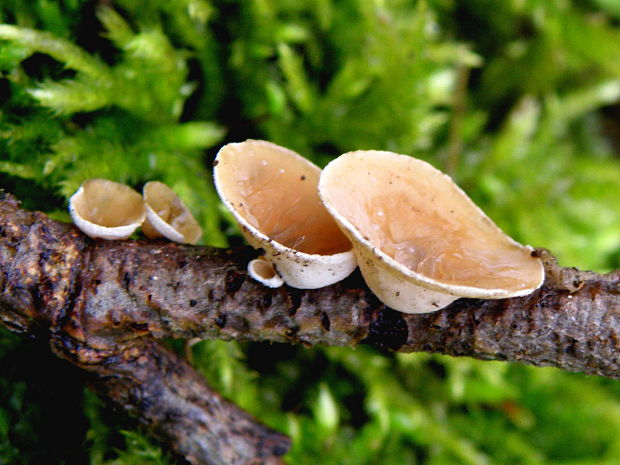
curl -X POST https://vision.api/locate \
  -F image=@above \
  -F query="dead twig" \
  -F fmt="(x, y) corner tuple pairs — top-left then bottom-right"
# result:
(1, 193), (619, 463)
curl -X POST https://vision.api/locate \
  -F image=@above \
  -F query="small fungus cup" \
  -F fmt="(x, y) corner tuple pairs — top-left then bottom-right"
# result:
(142, 181), (202, 244)
(213, 139), (357, 289)
(318, 150), (545, 313)
(247, 257), (285, 288)
(69, 178), (145, 240)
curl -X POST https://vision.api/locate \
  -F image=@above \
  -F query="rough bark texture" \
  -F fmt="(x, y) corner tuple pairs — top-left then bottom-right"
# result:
(1, 193), (620, 462)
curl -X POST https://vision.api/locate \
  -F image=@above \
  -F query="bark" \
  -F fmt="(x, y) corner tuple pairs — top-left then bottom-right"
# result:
(1, 193), (620, 462)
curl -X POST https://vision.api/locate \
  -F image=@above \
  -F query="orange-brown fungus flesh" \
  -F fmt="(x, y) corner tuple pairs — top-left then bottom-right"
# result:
(322, 152), (542, 290)
(74, 179), (144, 227)
(217, 141), (351, 255)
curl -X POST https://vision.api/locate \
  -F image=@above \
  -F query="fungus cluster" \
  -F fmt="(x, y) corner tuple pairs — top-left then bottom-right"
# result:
(69, 178), (201, 244)
(71, 142), (544, 314)
(214, 140), (544, 313)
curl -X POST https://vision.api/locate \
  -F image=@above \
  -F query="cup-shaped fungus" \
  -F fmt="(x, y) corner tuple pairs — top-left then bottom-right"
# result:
(247, 257), (285, 288)
(142, 181), (202, 244)
(69, 178), (145, 240)
(318, 150), (545, 313)
(213, 139), (356, 289)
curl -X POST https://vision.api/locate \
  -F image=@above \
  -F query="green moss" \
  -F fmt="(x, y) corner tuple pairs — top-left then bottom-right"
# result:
(1, 1), (620, 464)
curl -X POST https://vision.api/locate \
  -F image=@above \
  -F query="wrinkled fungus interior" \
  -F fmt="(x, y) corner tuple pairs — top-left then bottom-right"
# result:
(321, 152), (542, 290)
(75, 179), (144, 227)
(216, 141), (351, 255)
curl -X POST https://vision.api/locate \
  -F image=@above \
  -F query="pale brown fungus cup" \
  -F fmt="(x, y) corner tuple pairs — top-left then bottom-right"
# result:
(142, 181), (202, 244)
(318, 150), (544, 313)
(213, 139), (356, 289)
(69, 178), (145, 240)
(247, 257), (285, 288)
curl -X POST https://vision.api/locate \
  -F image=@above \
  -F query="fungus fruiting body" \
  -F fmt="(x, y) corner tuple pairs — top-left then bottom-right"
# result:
(142, 181), (202, 244)
(247, 257), (285, 288)
(213, 139), (356, 289)
(319, 150), (545, 313)
(69, 178), (145, 240)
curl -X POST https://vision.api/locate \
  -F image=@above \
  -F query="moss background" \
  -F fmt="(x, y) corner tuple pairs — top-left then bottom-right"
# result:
(1, 1), (620, 464)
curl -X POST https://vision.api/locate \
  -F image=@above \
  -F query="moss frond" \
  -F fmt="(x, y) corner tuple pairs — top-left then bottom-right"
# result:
(0, 24), (111, 79)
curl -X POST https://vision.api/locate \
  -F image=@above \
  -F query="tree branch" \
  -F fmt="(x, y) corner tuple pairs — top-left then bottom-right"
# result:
(83, 339), (290, 465)
(1, 193), (619, 462)
(0, 194), (289, 465)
